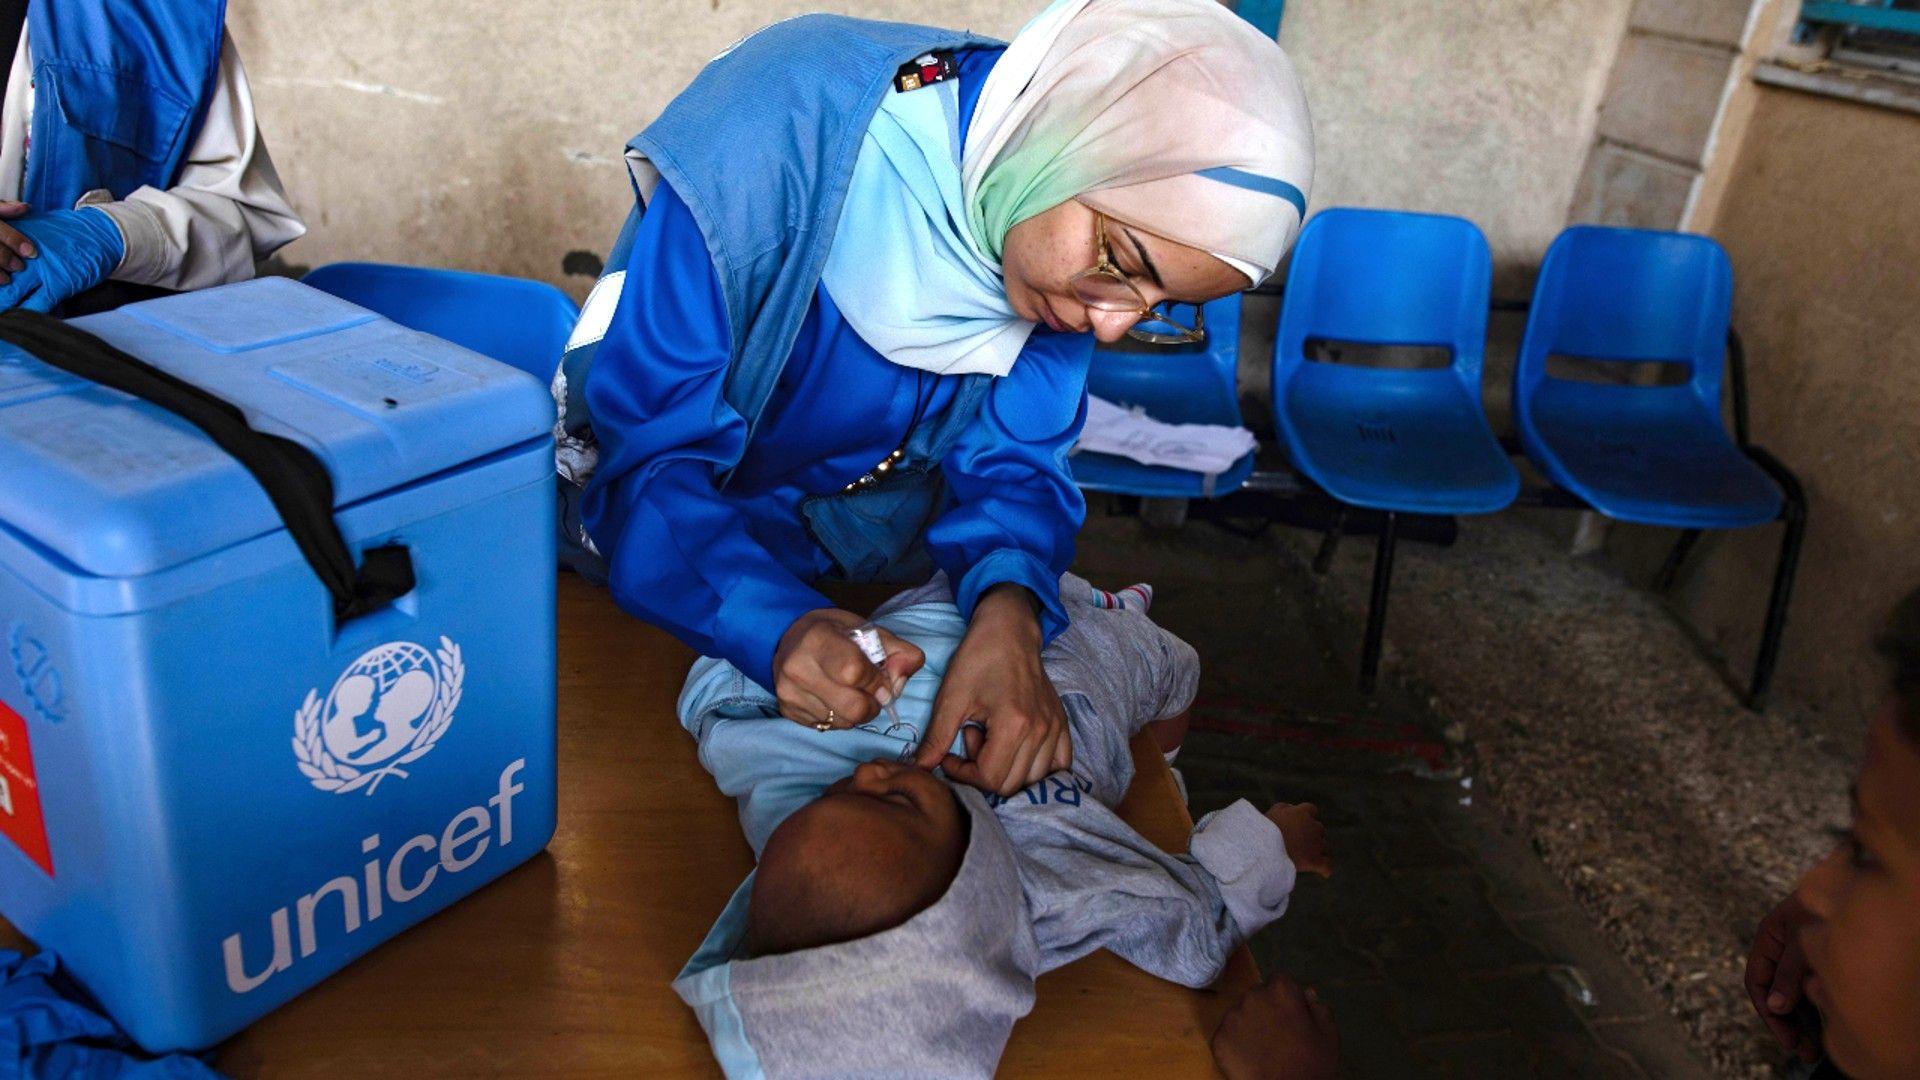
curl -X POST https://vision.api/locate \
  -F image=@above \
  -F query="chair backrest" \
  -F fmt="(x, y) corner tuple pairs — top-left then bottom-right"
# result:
(302, 262), (581, 384)
(1085, 291), (1243, 426)
(1272, 208), (1493, 400)
(1513, 226), (1733, 416)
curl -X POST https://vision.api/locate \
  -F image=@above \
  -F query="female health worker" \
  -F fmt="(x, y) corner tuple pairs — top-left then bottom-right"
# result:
(553, 0), (1313, 795)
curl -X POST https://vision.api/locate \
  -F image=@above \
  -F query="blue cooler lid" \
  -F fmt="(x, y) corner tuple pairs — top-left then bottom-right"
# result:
(0, 277), (554, 578)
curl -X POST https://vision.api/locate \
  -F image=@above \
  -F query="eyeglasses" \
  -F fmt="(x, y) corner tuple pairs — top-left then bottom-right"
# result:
(1067, 212), (1206, 345)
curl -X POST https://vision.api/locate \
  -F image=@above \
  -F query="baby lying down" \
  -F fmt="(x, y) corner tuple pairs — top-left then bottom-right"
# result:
(673, 573), (1325, 1078)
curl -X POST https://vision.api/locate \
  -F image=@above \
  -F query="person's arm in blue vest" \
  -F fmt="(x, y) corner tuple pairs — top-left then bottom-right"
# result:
(580, 182), (841, 693)
(911, 330), (1093, 793)
(0, 34), (303, 311)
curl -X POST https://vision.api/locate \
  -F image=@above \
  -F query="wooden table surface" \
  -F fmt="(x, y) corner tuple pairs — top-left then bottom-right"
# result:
(12, 576), (1254, 1077)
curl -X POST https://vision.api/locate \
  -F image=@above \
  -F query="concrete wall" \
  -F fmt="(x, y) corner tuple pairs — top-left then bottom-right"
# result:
(228, 0), (1636, 299)
(1612, 85), (1920, 725)
(227, 0), (1034, 292)
(1276, 0), (1635, 293)
(1568, 0), (1761, 233)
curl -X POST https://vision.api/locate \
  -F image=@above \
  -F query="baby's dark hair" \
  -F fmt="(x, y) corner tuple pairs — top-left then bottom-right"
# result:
(1877, 586), (1920, 743)
(743, 789), (968, 957)
(744, 857), (899, 957)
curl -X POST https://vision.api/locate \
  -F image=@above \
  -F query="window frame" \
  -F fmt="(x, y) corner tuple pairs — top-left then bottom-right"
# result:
(1797, 2), (1920, 75)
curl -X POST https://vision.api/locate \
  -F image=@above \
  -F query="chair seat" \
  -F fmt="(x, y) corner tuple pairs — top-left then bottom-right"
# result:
(1070, 449), (1255, 499)
(1280, 369), (1518, 514)
(1076, 293), (1250, 502)
(1524, 382), (1782, 528)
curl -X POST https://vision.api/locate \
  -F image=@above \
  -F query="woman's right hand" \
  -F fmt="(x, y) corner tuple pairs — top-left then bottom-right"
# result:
(772, 608), (925, 730)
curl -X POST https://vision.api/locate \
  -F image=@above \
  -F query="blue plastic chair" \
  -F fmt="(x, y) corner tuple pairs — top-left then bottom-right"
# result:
(1515, 228), (1780, 527)
(302, 263), (580, 384)
(1514, 226), (1803, 707)
(1069, 292), (1254, 499)
(1272, 208), (1519, 691)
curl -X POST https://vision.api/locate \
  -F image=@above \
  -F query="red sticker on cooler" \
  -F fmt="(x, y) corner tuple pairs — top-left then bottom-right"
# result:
(0, 700), (53, 877)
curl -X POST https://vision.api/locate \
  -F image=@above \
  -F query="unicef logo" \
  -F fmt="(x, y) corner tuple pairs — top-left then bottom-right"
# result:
(293, 638), (465, 795)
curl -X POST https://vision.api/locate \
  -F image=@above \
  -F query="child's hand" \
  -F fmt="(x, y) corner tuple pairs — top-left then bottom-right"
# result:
(1211, 971), (1339, 1080)
(1266, 802), (1331, 877)
(1743, 891), (1822, 1063)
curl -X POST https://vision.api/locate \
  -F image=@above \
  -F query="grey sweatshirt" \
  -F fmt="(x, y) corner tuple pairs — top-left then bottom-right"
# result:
(673, 574), (1296, 1078)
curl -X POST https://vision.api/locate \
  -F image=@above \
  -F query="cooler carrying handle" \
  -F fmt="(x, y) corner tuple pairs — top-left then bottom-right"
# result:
(0, 310), (415, 621)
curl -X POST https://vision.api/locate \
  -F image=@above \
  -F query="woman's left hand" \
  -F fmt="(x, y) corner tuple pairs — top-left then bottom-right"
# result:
(914, 584), (1072, 795)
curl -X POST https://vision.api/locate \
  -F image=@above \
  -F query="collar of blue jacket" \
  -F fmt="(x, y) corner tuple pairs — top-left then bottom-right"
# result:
(626, 15), (1003, 446)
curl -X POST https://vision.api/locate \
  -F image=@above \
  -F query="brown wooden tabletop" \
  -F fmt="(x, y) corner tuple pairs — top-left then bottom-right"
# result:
(5, 575), (1253, 1077)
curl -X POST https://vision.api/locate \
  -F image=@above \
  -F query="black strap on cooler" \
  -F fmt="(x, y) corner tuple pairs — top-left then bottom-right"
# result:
(0, 310), (415, 622)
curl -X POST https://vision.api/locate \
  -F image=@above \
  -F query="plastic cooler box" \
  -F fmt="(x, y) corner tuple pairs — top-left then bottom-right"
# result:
(0, 277), (558, 1050)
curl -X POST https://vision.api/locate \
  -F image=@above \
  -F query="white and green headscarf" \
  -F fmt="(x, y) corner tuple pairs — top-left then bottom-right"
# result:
(820, 0), (1315, 378)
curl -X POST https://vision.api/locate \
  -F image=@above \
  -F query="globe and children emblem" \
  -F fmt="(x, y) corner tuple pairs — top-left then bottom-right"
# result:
(293, 637), (465, 795)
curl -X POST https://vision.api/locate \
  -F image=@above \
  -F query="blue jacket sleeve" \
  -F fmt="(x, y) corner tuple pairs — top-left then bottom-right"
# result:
(927, 328), (1093, 643)
(580, 184), (830, 689)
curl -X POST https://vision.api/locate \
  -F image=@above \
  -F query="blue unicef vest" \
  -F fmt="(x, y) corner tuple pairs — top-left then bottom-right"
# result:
(631, 15), (1000, 451)
(560, 15), (1005, 583)
(23, 0), (226, 214)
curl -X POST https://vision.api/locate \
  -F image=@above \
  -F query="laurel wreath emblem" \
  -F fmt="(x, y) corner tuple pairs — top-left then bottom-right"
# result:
(292, 637), (465, 795)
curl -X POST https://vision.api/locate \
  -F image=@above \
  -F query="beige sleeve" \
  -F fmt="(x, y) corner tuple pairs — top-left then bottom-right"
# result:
(81, 33), (306, 290)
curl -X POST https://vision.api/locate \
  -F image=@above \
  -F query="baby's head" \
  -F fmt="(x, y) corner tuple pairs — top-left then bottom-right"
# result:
(1793, 588), (1920, 1078)
(744, 759), (968, 956)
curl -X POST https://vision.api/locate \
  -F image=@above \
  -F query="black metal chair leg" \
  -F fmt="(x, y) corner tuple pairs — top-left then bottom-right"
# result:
(1359, 511), (1398, 695)
(1313, 504), (1349, 575)
(1747, 492), (1807, 711)
(1655, 529), (1702, 592)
